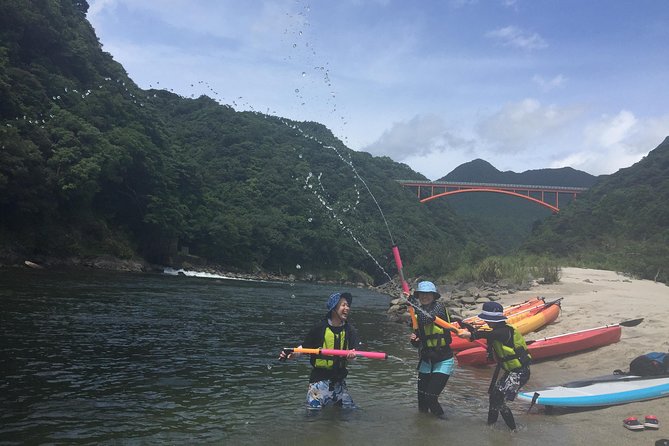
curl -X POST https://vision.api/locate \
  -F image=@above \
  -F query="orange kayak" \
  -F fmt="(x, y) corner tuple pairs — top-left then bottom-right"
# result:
(463, 296), (544, 326)
(450, 299), (562, 351)
(512, 299), (561, 333)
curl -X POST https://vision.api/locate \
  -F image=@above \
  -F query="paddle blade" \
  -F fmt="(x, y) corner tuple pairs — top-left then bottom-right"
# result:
(528, 392), (540, 413)
(619, 318), (644, 327)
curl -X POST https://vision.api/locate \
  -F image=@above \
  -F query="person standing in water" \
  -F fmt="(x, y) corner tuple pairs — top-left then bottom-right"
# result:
(279, 292), (359, 410)
(409, 281), (455, 420)
(458, 301), (531, 431)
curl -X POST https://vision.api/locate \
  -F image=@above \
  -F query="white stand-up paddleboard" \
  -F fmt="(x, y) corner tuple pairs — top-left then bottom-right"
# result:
(518, 374), (669, 407)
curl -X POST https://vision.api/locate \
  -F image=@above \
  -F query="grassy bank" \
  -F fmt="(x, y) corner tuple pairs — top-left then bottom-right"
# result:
(445, 255), (561, 287)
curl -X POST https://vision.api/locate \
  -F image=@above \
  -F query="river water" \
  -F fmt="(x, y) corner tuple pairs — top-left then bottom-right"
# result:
(1, 269), (573, 445)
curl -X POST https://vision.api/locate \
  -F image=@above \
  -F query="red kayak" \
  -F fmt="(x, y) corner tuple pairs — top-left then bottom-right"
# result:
(455, 324), (622, 366)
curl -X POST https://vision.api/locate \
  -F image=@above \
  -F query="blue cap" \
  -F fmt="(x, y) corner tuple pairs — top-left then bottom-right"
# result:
(326, 292), (353, 313)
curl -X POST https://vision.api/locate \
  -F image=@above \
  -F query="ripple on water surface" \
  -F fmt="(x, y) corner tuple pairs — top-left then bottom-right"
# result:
(1, 270), (569, 445)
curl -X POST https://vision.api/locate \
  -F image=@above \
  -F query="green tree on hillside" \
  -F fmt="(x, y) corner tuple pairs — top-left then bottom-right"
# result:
(524, 137), (669, 283)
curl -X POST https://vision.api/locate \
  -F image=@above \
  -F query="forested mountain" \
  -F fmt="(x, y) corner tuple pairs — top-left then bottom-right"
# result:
(434, 160), (598, 253)
(0, 0), (488, 283)
(524, 137), (669, 282)
(2, 1), (667, 285)
(441, 158), (597, 187)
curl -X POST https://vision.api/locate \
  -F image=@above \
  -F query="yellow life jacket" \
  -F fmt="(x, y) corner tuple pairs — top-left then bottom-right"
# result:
(420, 322), (449, 348)
(314, 326), (346, 369)
(491, 327), (531, 371)
(417, 303), (451, 351)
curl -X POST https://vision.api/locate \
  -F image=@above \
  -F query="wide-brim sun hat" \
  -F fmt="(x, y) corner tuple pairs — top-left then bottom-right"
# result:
(477, 301), (507, 322)
(416, 281), (440, 298)
(326, 292), (353, 314)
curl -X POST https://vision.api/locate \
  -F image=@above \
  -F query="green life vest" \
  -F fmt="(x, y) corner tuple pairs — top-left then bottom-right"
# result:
(420, 322), (449, 348)
(491, 327), (531, 372)
(314, 326), (346, 369)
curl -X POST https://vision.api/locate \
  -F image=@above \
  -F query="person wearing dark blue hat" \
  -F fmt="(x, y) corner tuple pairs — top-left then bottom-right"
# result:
(279, 292), (359, 410)
(458, 301), (531, 431)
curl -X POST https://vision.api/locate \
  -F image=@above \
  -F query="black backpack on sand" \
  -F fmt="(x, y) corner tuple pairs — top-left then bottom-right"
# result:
(628, 352), (669, 376)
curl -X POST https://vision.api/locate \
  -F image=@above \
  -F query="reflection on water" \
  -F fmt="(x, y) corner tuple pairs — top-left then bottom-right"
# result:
(0, 269), (565, 445)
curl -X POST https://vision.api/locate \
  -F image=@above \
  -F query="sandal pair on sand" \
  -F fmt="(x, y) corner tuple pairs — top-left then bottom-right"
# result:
(624, 415), (659, 431)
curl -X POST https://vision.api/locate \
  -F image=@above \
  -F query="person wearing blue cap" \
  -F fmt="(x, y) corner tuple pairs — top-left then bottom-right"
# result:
(409, 281), (455, 420)
(458, 301), (531, 431)
(279, 292), (359, 410)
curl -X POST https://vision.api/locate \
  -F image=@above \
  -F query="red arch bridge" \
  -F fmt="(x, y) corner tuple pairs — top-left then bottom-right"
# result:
(397, 180), (589, 212)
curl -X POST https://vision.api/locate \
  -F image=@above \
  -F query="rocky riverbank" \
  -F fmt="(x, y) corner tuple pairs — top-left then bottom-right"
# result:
(377, 278), (534, 324)
(3, 254), (150, 273)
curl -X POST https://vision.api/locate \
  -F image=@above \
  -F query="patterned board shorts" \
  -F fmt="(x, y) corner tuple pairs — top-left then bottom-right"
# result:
(495, 367), (530, 401)
(306, 380), (355, 410)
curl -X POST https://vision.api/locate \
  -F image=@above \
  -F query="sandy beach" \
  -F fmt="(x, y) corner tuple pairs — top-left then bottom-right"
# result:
(483, 267), (669, 444)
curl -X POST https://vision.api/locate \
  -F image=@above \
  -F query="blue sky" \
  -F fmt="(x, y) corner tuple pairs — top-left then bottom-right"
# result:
(87, 0), (669, 179)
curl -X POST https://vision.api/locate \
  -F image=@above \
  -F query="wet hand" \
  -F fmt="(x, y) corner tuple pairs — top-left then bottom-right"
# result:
(346, 349), (356, 359)
(410, 333), (419, 342)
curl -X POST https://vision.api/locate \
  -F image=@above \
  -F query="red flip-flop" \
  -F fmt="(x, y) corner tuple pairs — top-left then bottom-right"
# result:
(623, 416), (644, 431)
(645, 415), (660, 429)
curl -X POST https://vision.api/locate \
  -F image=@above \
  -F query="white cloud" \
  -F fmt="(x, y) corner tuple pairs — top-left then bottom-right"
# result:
(548, 111), (669, 175)
(486, 26), (548, 50)
(87, 0), (118, 20)
(584, 110), (637, 147)
(637, 115), (669, 151)
(477, 98), (583, 153)
(549, 152), (594, 169)
(86, 2), (669, 180)
(532, 74), (566, 91)
(363, 114), (475, 160)
(550, 147), (639, 176)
